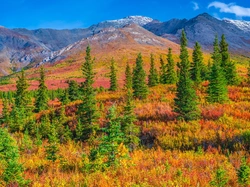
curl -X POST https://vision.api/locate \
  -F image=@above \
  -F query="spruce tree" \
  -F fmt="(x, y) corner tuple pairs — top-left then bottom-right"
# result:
(220, 34), (238, 85)
(45, 123), (59, 163)
(227, 61), (239, 85)
(166, 48), (177, 84)
(68, 80), (80, 101)
(109, 58), (118, 91)
(77, 46), (99, 141)
(174, 30), (200, 121)
(132, 53), (148, 99)
(237, 157), (250, 186)
(0, 128), (29, 186)
(148, 53), (159, 87)
(207, 36), (228, 103)
(89, 105), (125, 167)
(124, 62), (133, 90)
(35, 66), (49, 112)
(121, 89), (140, 151)
(60, 89), (70, 105)
(159, 55), (167, 84)
(10, 69), (33, 132)
(220, 34), (230, 70)
(205, 59), (212, 80)
(15, 69), (30, 109)
(191, 42), (204, 85)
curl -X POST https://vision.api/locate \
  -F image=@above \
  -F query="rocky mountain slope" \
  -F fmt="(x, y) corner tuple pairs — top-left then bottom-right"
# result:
(144, 13), (250, 53)
(41, 23), (181, 64)
(1, 13), (250, 76)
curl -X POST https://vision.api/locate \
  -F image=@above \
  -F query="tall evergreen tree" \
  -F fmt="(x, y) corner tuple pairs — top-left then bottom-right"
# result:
(191, 42), (204, 85)
(166, 48), (177, 84)
(174, 30), (200, 121)
(220, 34), (230, 70)
(121, 89), (140, 151)
(68, 80), (80, 101)
(45, 123), (59, 163)
(207, 36), (228, 103)
(220, 34), (238, 85)
(77, 46), (99, 141)
(60, 89), (70, 105)
(9, 69), (33, 132)
(35, 66), (49, 112)
(124, 62), (133, 90)
(109, 58), (118, 91)
(159, 55), (167, 84)
(15, 69), (30, 109)
(148, 53), (159, 87)
(89, 106), (126, 167)
(227, 61), (239, 85)
(0, 128), (29, 186)
(132, 53), (148, 99)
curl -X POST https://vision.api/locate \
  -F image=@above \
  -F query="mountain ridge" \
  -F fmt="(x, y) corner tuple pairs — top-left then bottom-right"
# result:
(1, 13), (250, 76)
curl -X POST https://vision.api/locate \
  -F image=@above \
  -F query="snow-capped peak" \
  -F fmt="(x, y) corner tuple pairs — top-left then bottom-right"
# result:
(104, 16), (153, 27)
(223, 19), (250, 32)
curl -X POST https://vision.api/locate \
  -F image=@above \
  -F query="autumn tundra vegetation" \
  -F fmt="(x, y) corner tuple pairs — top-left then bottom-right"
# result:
(0, 30), (250, 187)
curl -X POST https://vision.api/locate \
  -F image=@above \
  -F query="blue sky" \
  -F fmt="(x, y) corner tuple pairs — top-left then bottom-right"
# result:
(0, 0), (250, 29)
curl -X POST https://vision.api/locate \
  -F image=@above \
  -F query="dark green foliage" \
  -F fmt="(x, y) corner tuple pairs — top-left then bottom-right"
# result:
(35, 127), (43, 147)
(124, 62), (133, 90)
(191, 42), (204, 85)
(77, 46), (99, 141)
(242, 130), (250, 150)
(148, 53), (159, 87)
(89, 106), (126, 168)
(40, 114), (52, 138)
(132, 53), (148, 99)
(207, 36), (228, 103)
(220, 34), (238, 85)
(237, 157), (250, 186)
(174, 30), (200, 121)
(159, 55), (167, 84)
(35, 66), (49, 112)
(9, 105), (27, 132)
(121, 89), (140, 151)
(0, 128), (29, 186)
(45, 123), (59, 162)
(109, 58), (118, 91)
(227, 61), (239, 85)
(15, 69), (31, 109)
(166, 48), (177, 84)
(210, 167), (229, 187)
(68, 80), (80, 101)
(220, 34), (230, 70)
(60, 89), (70, 105)
(9, 69), (33, 132)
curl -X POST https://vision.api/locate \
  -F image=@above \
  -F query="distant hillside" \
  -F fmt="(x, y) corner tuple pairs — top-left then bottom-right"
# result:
(0, 13), (250, 76)
(144, 13), (250, 55)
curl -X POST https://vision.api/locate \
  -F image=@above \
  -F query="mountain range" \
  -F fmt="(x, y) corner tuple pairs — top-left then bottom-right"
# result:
(0, 13), (250, 76)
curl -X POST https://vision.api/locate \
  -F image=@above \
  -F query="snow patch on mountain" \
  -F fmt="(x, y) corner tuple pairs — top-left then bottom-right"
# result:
(104, 16), (153, 27)
(223, 19), (250, 32)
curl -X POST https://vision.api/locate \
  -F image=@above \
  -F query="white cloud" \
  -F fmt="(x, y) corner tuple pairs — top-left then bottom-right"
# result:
(191, 1), (199, 11)
(208, 1), (250, 17)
